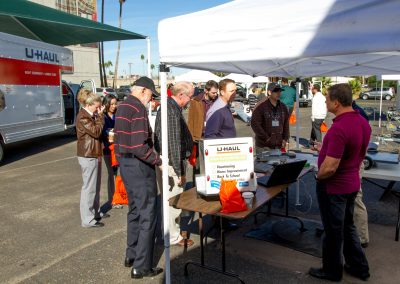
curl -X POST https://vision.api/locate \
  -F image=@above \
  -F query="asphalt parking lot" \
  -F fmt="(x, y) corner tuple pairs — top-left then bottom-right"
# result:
(1, 100), (399, 284)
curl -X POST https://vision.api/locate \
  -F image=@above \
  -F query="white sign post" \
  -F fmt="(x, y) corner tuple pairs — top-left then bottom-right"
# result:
(197, 137), (256, 195)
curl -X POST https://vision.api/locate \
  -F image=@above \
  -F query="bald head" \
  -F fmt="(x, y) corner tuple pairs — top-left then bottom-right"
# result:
(171, 81), (194, 108)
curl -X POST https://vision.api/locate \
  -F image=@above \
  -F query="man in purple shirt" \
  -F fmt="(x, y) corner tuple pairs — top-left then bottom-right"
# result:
(205, 79), (237, 138)
(309, 84), (371, 282)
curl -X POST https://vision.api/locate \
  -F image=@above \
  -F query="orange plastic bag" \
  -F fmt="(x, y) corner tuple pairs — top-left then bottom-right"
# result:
(188, 144), (197, 166)
(320, 121), (328, 133)
(112, 176), (128, 205)
(219, 179), (247, 213)
(289, 113), (296, 125)
(109, 144), (119, 167)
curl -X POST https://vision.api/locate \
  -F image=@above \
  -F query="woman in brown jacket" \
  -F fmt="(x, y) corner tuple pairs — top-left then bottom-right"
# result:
(76, 89), (106, 228)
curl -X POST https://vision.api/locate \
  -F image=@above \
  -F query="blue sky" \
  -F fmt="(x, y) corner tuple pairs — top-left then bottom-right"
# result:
(99, 0), (231, 77)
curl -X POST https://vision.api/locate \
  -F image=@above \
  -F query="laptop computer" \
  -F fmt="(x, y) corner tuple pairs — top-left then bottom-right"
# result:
(257, 160), (307, 187)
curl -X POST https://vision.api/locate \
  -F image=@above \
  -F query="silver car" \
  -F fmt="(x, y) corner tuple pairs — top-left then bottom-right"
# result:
(360, 87), (395, 100)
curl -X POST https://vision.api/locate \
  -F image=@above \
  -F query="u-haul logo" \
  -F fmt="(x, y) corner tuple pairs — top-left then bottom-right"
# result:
(25, 48), (60, 63)
(216, 146), (240, 152)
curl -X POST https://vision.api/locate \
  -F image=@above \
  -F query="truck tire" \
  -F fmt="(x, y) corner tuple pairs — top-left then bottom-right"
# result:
(362, 94), (369, 100)
(0, 141), (4, 164)
(385, 95), (392, 100)
(363, 156), (373, 170)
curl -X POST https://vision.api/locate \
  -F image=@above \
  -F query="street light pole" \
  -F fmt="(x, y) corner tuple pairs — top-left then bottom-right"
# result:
(147, 37), (151, 78)
(128, 62), (133, 83)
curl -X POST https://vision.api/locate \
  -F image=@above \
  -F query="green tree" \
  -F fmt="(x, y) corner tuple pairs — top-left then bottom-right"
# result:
(113, 0), (126, 88)
(314, 77), (332, 94)
(104, 60), (113, 75)
(150, 64), (155, 78)
(140, 54), (145, 75)
(348, 79), (362, 99)
(212, 71), (226, 78)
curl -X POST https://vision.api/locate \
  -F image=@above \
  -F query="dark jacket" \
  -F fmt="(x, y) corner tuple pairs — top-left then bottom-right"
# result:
(154, 97), (193, 177)
(102, 113), (115, 155)
(76, 108), (104, 158)
(251, 99), (289, 149)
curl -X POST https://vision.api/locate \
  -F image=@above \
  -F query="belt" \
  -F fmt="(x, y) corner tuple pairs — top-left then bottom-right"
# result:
(120, 153), (135, 158)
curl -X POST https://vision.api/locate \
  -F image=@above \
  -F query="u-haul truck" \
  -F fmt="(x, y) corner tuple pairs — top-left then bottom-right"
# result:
(0, 32), (94, 163)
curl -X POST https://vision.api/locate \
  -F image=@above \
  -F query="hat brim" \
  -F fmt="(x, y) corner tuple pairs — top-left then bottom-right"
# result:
(149, 87), (160, 97)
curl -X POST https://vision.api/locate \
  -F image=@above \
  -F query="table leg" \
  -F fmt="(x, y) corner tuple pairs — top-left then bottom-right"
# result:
(254, 188), (306, 232)
(363, 178), (399, 241)
(184, 213), (245, 283)
(220, 216), (226, 272)
(393, 192), (400, 242)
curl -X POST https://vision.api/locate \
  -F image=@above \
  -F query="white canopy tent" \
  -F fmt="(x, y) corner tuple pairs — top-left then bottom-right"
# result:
(174, 69), (221, 83)
(222, 73), (269, 95)
(157, 1), (400, 282)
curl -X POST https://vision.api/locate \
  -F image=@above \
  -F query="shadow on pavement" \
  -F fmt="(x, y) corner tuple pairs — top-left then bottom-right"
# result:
(1, 130), (76, 166)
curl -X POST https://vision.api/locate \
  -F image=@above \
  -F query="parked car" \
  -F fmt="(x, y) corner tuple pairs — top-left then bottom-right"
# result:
(236, 84), (247, 98)
(96, 87), (117, 99)
(359, 87), (395, 100)
(116, 85), (131, 101)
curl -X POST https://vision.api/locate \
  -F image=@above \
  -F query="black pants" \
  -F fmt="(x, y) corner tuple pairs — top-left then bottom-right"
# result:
(119, 157), (157, 270)
(316, 182), (369, 279)
(310, 119), (324, 142)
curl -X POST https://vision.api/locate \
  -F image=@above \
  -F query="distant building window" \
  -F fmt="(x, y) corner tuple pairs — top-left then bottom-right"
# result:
(0, 89), (5, 112)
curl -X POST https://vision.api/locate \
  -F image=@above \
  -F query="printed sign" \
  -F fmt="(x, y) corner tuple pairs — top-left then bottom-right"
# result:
(199, 137), (256, 195)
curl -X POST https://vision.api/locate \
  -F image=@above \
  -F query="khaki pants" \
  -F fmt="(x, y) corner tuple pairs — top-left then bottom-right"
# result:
(354, 163), (369, 244)
(156, 164), (187, 245)
(354, 189), (369, 244)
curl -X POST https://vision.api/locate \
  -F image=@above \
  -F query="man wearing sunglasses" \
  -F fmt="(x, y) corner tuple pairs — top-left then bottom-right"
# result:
(251, 82), (290, 154)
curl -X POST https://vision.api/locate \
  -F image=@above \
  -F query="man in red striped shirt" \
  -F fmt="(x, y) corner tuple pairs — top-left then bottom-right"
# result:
(114, 77), (162, 279)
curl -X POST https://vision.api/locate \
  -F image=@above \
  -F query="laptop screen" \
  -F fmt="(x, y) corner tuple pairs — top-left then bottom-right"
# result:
(257, 160), (307, 187)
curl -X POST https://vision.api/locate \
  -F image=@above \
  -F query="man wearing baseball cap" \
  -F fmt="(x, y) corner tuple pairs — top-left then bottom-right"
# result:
(114, 76), (163, 279)
(251, 82), (290, 153)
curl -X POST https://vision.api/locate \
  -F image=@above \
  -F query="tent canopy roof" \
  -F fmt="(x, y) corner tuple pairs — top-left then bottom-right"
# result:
(174, 70), (221, 83)
(158, 0), (400, 77)
(0, 0), (146, 46)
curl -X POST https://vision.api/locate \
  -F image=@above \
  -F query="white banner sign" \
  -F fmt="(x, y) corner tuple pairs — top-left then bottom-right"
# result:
(198, 137), (256, 195)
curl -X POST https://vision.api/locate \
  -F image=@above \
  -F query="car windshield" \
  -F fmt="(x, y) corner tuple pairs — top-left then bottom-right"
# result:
(96, 88), (103, 92)
(106, 88), (115, 92)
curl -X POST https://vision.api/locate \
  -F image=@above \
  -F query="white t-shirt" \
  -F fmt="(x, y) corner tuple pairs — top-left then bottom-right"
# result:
(311, 92), (327, 121)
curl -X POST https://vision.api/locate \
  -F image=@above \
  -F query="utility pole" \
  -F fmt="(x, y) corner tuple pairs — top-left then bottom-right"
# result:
(147, 37), (151, 78)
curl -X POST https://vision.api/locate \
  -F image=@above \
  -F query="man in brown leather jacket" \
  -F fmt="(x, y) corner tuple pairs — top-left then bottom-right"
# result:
(187, 80), (218, 141)
(76, 89), (106, 228)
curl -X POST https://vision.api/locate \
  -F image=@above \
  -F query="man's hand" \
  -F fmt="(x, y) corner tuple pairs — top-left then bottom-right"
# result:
(311, 141), (322, 152)
(178, 176), (186, 187)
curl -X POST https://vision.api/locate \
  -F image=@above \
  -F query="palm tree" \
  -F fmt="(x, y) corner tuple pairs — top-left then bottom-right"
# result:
(140, 54), (145, 75)
(104, 60), (113, 75)
(113, 0), (126, 88)
(150, 64), (155, 78)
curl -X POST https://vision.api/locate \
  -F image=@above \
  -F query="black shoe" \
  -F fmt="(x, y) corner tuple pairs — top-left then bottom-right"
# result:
(124, 257), (134, 267)
(309, 267), (341, 282)
(344, 264), (370, 281)
(95, 213), (110, 221)
(131, 267), (163, 279)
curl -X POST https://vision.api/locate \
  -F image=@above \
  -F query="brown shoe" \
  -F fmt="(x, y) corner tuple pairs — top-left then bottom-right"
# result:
(175, 238), (194, 247)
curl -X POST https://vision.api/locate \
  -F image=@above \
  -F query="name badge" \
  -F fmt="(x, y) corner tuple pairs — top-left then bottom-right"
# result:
(272, 120), (279, 127)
